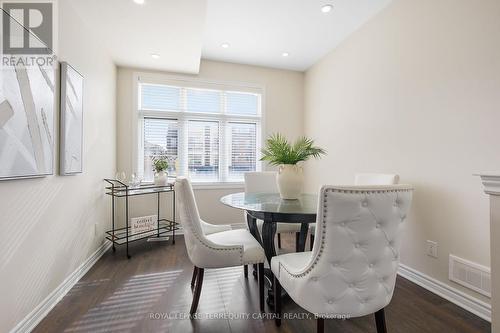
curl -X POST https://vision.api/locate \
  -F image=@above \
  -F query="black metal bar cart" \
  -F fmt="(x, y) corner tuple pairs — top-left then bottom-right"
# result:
(104, 179), (177, 259)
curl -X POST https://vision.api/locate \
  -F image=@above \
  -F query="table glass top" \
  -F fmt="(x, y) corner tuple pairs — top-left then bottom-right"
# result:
(220, 192), (318, 215)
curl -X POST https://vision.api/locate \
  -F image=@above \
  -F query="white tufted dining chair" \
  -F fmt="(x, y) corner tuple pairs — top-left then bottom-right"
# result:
(244, 172), (302, 249)
(200, 220), (232, 235)
(179, 183), (234, 283)
(192, 214), (233, 284)
(354, 173), (400, 186)
(175, 177), (267, 314)
(272, 184), (413, 333)
(309, 174), (400, 250)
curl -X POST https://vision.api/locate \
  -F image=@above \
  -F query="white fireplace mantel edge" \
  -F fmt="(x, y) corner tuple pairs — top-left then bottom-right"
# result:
(476, 173), (500, 196)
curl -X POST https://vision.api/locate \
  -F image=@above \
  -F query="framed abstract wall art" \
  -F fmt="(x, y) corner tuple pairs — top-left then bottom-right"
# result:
(60, 62), (84, 175)
(0, 66), (56, 180)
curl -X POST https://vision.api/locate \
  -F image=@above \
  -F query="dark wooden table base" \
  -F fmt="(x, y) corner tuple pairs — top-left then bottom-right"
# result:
(246, 212), (313, 307)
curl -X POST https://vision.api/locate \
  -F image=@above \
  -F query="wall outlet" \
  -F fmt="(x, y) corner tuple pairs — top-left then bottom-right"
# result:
(426, 240), (438, 258)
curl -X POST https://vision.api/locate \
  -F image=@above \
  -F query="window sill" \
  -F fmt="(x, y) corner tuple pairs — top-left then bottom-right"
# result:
(141, 181), (244, 190)
(192, 182), (245, 190)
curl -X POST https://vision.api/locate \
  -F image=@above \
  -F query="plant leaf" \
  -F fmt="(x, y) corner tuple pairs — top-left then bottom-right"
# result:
(260, 133), (326, 165)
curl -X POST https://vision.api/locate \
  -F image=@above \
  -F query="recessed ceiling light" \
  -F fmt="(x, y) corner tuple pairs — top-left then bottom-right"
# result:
(321, 4), (333, 13)
(221, 43), (230, 48)
(282, 52), (289, 57)
(133, 0), (145, 4)
(151, 53), (160, 59)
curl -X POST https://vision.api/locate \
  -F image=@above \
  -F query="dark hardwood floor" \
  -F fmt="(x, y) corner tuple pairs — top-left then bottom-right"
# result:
(34, 234), (490, 333)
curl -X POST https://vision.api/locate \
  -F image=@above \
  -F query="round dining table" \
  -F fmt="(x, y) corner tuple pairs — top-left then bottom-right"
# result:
(220, 192), (318, 305)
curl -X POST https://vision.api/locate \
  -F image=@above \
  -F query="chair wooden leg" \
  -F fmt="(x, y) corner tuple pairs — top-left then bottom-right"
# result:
(253, 264), (258, 280)
(375, 308), (387, 333)
(310, 234), (315, 251)
(190, 267), (204, 315)
(295, 232), (300, 251)
(244, 265), (248, 278)
(274, 276), (282, 326)
(258, 263), (264, 311)
(190, 267), (198, 290)
(317, 317), (325, 333)
(277, 233), (282, 249)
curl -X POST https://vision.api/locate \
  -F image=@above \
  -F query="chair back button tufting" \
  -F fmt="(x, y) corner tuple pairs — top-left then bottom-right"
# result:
(269, 184), (413, 322)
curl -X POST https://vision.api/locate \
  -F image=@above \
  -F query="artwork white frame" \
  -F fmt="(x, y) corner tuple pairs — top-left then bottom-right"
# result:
(0, 66), (56, 181)
(60, 62), (84, 175)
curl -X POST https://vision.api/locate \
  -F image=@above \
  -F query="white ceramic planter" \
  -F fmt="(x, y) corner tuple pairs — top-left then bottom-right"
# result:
(154, 171), (169, 186)
(277, 164), (303, 200)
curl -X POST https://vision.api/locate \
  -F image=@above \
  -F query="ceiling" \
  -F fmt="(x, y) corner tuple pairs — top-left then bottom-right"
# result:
(203, 0), (392, 71)
(68, 0), (207, 74)
(69, 0), (392, 73)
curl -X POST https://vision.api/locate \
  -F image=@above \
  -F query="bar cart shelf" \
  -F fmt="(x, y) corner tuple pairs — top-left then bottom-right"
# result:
(104, 179), (177, 258)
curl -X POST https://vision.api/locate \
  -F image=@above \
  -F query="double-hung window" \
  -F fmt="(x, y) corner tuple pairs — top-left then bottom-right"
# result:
(136, 76), (263, 184)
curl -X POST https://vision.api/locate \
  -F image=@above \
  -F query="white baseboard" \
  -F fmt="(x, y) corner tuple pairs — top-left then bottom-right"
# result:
(10, 242), (112, 333)
(398, 264), (491, 322)
(169, 227), (184, 235)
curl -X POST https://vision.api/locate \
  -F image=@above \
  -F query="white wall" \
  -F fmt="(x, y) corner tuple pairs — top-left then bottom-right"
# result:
(304, 0), (500, 303)
(116, 60), (304, 225)
(490, 195), (500, 330)
(0, 1), (117, 332)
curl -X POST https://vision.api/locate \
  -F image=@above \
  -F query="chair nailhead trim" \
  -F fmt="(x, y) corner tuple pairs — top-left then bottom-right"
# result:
(178, 181), (266, 267)
(184, 211), (244, 265)
(278, 187), (412, 282)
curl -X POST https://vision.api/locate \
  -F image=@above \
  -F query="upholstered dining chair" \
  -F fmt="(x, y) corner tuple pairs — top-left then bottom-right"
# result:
(200, 219), (232, 235)
(272, 184), (413, 333)
(196, 201), (237, 277)
(175, 177), (267, 314)
(244, 172), (302, 249)
(309, 173), (400, 250)
(354, 173), (400, 186)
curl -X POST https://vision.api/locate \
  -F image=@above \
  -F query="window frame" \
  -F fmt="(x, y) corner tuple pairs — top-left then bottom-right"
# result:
(133, 72), (265, 188)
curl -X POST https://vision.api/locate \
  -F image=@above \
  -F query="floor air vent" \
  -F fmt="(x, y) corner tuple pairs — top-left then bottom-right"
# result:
(449, 254), (491, 297)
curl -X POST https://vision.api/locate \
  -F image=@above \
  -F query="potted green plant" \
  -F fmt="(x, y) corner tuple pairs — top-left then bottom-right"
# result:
(261, 133), (326, 199)
(153, 157), (169, 186)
